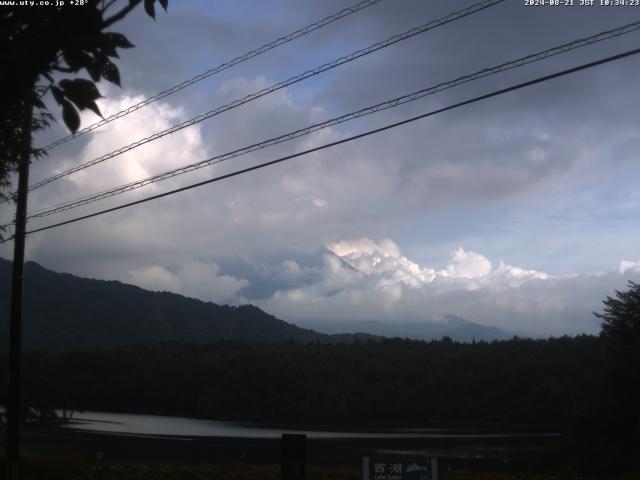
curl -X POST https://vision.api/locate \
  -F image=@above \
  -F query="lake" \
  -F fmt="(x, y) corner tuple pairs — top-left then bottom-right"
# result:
(63, 411), (558, 440)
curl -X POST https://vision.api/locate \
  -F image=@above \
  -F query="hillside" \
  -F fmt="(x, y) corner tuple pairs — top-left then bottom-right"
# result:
(0, 258), (365, 351)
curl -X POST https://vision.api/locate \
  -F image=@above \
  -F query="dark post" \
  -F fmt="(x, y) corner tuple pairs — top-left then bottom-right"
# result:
(7, 95), (33, 480)
(281, 433), (306, 480)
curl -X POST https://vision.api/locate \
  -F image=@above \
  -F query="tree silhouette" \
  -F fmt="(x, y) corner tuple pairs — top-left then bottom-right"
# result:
(0, 0), (168, 204)
(596, 280), (640, 341)
(0, 5), (171, 472)
(590, 281), (640, 473)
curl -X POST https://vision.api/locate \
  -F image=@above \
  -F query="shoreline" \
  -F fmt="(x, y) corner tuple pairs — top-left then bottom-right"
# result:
(61, 409), (562, 439)
(17, 425), (558, 472)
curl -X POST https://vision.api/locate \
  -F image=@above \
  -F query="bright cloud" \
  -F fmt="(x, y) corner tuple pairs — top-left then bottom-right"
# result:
(444, 247), (492, 279)
(258, 238), (640, 336)
(129, 260), (249, 304)
(327, 238), (436, 288)
(618, 260), (640, 275)
(29, 93), (209, 206)
(327, 239), (547, 289)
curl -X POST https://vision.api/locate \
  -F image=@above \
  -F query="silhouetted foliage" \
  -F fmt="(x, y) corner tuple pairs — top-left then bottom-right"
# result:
(596, 281), (640, 342)
(581, 281), (640, 474)
(0, 336), (604, 432)
(0, 0), (168, 205)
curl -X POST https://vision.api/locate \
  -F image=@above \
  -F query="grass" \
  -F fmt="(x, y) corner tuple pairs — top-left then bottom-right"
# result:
(5, 460), (639, 480)
(1, 451), (638, 479)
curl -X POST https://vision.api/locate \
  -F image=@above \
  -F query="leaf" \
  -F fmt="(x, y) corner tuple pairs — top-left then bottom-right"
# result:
(33, 97), (46, 110)
(102, 60), (121, 87)
(99, 39), (119, 59)
(51, 86), (65, 105)
(158, 0), (168, 11)
(58, 79), (73, 90)
(85, 59), (102, 82)
(103, 32), (135, 49)
(62, 48), (91, 72)
(144, 0), (155, 19)
(59, 79), (103, 118)
(82, 50), (107, 82)
(59, 78), (102, 102)
(86, 101), (102, 118)
(61, 100), (80, 134)
(31, 147), (47, 159)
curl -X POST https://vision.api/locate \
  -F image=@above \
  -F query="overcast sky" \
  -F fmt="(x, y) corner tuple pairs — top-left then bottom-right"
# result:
(2, 0), (640, 336)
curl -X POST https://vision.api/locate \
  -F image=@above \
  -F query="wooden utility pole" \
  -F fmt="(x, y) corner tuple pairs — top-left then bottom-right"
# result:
(7, 94), (33, 480)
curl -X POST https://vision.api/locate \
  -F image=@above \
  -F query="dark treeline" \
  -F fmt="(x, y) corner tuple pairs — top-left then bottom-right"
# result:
(5, 336), (603, 430)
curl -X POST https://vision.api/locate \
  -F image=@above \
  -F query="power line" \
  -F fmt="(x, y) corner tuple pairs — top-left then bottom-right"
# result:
(10, 46), (638, 241)
(38, 0), (385, 152)
(27, 0), (505, 193)
(23, 20), (640, 220)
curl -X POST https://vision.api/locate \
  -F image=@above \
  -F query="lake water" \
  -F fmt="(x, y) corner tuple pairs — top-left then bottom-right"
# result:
(63, 411), (557, 440)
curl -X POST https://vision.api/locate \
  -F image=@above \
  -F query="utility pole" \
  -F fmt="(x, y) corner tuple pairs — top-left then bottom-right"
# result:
(7, 94), (33, 480)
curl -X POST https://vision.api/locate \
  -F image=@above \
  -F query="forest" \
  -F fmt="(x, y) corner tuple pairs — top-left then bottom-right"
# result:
(4, 336), (603, 429)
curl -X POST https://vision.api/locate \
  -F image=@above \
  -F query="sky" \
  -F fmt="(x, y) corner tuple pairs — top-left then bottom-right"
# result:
(2, 0), (640, 336)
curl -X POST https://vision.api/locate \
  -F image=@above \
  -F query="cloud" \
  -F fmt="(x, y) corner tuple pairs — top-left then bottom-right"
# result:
(327, 238), (435, 288)
(1, 1), (639, 341)
(128, 265), (181, 293)
(258, 238), (640, 336)
(619, 260), (640, 275)
(28, 93), (209, 209)
(445, 247), (492, 280)
(128, 260), (249, 304)
(326, 239), (547, 289)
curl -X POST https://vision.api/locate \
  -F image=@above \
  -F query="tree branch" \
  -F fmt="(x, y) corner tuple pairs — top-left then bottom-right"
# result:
(51, 65), (74, 73)
(102, 0), (120, 14)
(102, 0), (141, 28)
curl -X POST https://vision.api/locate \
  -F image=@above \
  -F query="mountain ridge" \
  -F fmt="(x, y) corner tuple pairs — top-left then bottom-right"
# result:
(0, 258), (375, 351)
(0, 258), (511, 350)
(299, 314), (513, 342)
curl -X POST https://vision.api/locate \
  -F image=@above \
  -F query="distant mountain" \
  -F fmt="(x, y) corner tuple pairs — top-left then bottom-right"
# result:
(442, 315), (513, 342)
(0, 258), (373, 351)
(300, 314), (513, 342)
